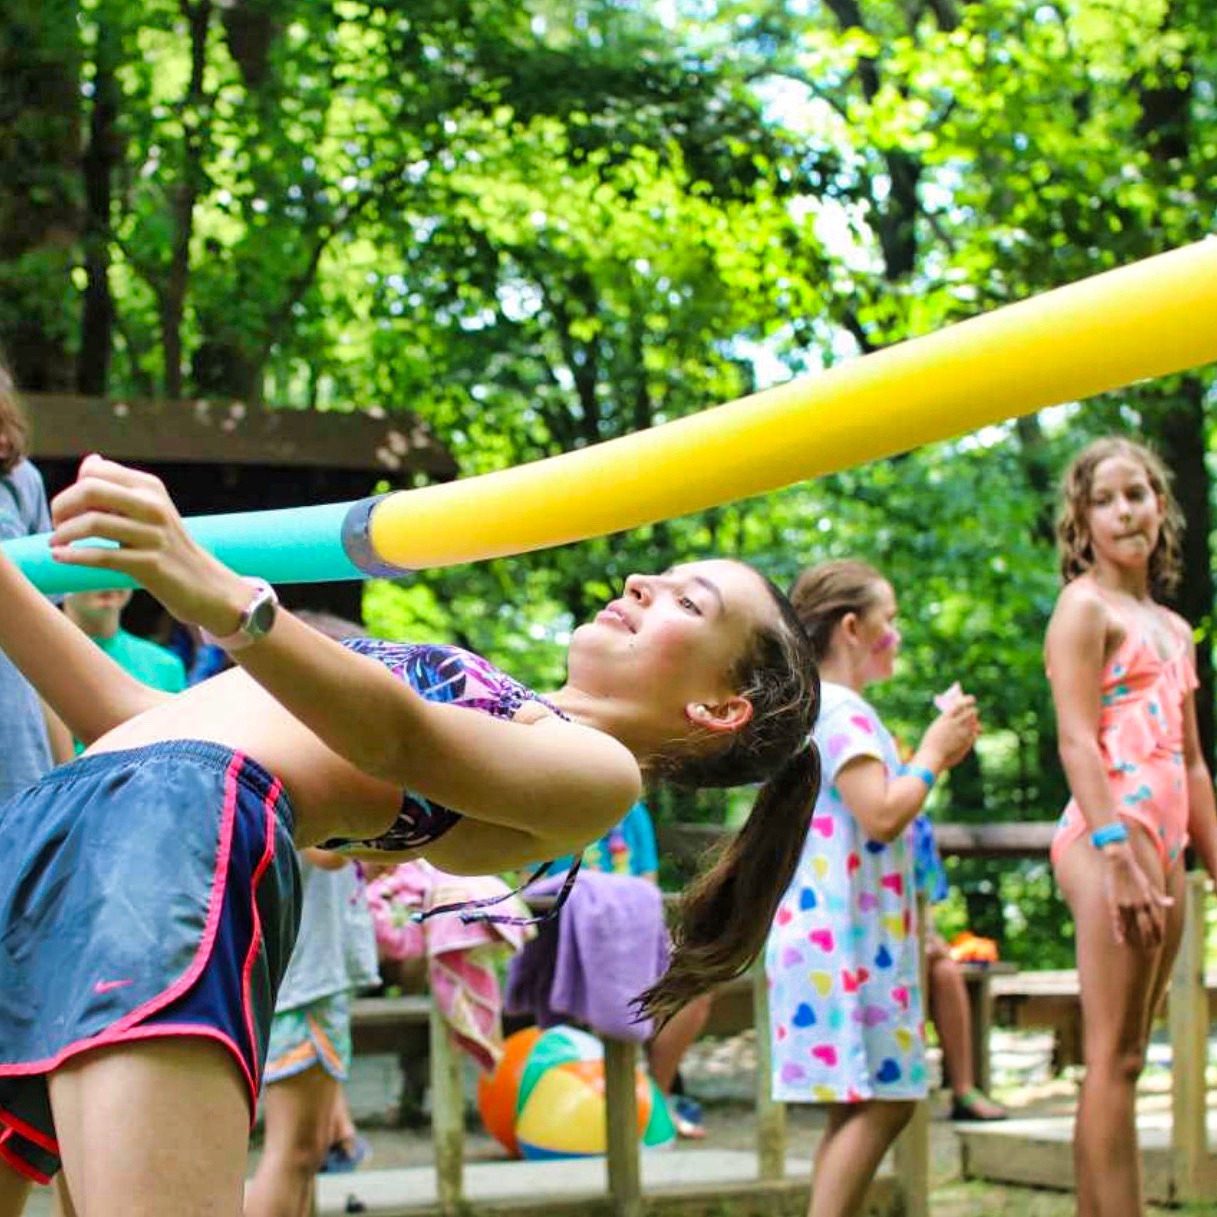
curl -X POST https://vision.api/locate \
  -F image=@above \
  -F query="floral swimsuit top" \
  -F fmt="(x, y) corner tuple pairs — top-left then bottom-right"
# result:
(318, 639), (578, 925)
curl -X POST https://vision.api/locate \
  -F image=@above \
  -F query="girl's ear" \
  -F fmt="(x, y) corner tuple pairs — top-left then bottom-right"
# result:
(837, 610), (860, 647)
(684, 695), (754, 734)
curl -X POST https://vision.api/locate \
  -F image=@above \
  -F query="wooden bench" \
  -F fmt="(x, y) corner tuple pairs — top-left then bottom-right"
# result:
(989, 964), (1217, 1072)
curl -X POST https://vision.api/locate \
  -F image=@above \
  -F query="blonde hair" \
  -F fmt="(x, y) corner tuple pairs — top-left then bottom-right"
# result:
(1057, 436), (1183, 597)
(0, 361), (30, 475)
(788, 558), (886, 662)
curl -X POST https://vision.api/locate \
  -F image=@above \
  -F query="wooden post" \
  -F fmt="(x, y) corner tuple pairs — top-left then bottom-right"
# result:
(893, 894), (931, 1217)
(1170, 872), (1209, 1202)
(752, 958), (787, 1180)
(428, 999), (465, 1215)
(604, 1036), (644, 1217)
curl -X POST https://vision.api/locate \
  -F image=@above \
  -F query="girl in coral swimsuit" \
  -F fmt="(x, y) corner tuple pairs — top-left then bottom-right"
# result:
(1046, 436), (1217, 1217)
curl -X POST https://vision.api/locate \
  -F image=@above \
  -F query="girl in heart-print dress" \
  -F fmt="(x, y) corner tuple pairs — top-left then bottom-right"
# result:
(765, 559), (979, 1213)
(766, 680), (923, 1104)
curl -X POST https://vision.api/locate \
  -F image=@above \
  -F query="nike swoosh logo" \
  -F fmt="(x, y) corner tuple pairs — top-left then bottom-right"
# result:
(93, 979), (135, 995)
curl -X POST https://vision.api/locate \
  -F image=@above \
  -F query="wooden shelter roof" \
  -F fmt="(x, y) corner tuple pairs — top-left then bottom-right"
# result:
(24, 393), (458, 481)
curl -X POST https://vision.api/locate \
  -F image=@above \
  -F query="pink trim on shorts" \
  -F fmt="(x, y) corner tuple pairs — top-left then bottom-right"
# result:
(240, 779), (282, 1094)
(0, 1127), (51, 1186)
(0, 1101), (58, 1155)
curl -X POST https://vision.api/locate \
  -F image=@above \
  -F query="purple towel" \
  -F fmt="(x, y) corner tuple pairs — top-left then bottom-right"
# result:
(504, 872), (670, 1042)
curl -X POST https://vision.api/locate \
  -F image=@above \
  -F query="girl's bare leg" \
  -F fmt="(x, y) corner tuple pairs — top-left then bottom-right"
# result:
(246, 1064), (339, 1217)
(49, 1038), (250, 1217)
(1141, 861), (1186, 1041)
(647, 993), (713, 1094)
(1055, 827), (1171, 1217)
(328, 1085), (357, 1154)
(809, 1100), (914, 1217)
(925, 939), (1005, 1116)
(0, 1160), (31, 1217)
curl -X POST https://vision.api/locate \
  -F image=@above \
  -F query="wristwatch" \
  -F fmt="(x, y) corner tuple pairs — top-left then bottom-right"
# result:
(201, 579), (279, 651)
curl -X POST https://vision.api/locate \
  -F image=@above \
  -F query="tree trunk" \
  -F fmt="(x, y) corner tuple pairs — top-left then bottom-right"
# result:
(0, 0), (81, 391)
(161, 0), (213, 398)
(77, 11), (121, 395)
(1150, 378), (1214, 767)
(1134, 8), (1214, 768)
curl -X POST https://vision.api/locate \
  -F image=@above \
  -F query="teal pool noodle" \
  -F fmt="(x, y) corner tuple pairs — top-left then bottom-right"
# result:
(1, 499), (387, 595)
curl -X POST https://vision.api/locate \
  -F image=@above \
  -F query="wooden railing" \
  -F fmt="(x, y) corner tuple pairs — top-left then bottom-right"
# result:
(346, 821), (1217, 1215)
(656, 818), (1056, 870)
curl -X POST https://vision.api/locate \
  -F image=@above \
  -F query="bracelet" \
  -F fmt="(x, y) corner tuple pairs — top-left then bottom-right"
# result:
(901, 763), (936, 791)
(1090, 821), (1130, 849)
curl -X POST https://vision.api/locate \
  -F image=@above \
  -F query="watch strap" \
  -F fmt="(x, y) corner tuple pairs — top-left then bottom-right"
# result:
(200, 579), (278, 651)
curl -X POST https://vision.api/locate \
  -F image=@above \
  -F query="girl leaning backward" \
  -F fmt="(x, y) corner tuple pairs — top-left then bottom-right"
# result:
(0, 455), (819, 1217)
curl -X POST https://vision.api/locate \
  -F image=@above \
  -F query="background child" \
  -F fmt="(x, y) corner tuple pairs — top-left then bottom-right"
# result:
(909, 812), (1006, 1122)
(0, 363), (70, 799)
(766, 558), (978, 1217)
(1046, 436), (1217, 1217)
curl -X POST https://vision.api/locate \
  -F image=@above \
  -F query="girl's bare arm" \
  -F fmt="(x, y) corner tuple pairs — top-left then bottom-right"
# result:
(0, 551), (171, 745)
(48, 457), (641, 850)
(1045, 586), (1116, 826)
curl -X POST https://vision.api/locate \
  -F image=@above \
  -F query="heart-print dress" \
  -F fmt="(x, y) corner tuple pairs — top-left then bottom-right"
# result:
(764, 681), (926, 1103)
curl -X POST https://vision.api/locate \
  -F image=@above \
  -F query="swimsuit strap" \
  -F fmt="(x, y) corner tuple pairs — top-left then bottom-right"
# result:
(1094, 584), (1188, 664)
(413, 855), (584, 927)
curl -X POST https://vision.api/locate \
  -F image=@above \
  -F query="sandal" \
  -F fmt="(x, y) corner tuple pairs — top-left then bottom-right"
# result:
(669, 1094), (707, 1140)
(949, 1088), (1008, 1122)
(320, 1134), (373, 1174)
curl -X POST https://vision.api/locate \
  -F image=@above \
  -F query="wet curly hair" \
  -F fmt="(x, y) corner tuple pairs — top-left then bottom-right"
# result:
(1056, 436), (1183, 597)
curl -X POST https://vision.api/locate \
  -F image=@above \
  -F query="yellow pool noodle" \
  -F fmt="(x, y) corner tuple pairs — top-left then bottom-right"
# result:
(367, 239), (1217, 570)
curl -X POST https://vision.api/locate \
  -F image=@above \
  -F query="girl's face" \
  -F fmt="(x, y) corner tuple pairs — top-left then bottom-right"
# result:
(857, 580), (900, 686)
(1085, 455), (1165, 576)
(568, 559), (775, 727)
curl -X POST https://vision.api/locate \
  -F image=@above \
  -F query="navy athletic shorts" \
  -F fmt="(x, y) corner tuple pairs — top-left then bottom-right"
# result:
(0, 741), (300, 1182)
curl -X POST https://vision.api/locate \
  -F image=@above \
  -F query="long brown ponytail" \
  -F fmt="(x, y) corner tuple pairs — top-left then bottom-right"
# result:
(638, 744), (820, 1023)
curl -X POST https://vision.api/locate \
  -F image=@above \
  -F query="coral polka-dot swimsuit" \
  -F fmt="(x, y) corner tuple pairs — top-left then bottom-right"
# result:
(1050, 591), (1196, 868)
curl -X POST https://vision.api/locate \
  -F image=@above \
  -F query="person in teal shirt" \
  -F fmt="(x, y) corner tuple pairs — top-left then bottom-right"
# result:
(63, 589), (187, 693)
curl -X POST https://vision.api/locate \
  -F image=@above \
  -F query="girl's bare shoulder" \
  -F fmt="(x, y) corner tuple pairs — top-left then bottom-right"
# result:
(1050, 578), (1113, 631)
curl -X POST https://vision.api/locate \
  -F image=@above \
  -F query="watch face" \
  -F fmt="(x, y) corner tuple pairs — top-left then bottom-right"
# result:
(246, 590), (278, 638)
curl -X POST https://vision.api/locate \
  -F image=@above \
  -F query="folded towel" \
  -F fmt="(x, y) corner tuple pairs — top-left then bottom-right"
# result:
(505, 871), (669, 1043)
(366, 861), (533, 1069)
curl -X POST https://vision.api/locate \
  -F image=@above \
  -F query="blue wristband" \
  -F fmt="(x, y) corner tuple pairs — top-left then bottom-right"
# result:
(901, 764), (936, 791)
(1090, 821), (1130, 849)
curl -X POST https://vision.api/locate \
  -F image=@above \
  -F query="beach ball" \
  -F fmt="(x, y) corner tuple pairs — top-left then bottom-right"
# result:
(477, 1024), (543, 1158)
(477, 1024), (676, 1159)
